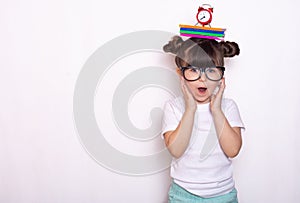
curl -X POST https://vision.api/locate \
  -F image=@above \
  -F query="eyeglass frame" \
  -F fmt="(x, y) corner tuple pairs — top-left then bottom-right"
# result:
(179, 65), (225, 82)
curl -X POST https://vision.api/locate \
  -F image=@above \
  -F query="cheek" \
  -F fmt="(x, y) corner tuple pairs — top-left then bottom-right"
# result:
(185, 82), (199, 95)
(185, 82), (196, 90)
(207, 82), (219, 92)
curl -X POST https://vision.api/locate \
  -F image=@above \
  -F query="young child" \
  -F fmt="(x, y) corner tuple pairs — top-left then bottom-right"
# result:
(162, 36), (245, 202)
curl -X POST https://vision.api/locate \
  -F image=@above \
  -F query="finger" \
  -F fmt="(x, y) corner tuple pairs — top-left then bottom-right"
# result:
(181, 80), (192, 101)
(183, 84), (196, 104)
(180, 76), (185, 83)
(210, 94), (216, 103)
(220, 78), (226, 90)
(180, 77), (187, 93)
(216, 79), (226, 97)
(181, 78), (190, 94)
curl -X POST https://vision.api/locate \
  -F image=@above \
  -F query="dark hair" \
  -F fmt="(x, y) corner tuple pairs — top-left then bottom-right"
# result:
(163, 36), (240, 68)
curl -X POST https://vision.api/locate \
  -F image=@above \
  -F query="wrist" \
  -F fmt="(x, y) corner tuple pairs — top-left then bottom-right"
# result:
(211, 108), (223, 117)
(185, 107), (196, 115)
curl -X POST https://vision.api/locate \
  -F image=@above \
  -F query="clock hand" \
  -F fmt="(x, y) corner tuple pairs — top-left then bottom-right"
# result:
(200, 16), (205, 20)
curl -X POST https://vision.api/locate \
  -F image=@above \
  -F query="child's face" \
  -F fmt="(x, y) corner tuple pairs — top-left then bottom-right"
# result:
(182, 73), (222, 104)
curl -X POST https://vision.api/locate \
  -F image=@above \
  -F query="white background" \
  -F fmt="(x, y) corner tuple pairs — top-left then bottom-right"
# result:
(1, 0), (300, 202)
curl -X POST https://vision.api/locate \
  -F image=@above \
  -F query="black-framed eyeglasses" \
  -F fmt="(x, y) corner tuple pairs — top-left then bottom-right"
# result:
(180, 66), (225, 81)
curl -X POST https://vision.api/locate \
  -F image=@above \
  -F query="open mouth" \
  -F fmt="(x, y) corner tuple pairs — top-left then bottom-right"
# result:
(198, 87), (207, 94)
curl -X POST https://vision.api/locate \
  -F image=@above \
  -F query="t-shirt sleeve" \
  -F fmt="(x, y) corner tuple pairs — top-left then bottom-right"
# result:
(224, 99), (245, 131)
(161, 101), (181, 139)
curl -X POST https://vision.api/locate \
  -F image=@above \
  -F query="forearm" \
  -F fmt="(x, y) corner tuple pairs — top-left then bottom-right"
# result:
(165, 109), (195, 158)
(212, 111), (242, 158)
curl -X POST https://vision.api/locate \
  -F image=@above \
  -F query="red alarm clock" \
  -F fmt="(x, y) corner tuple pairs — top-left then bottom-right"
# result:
(196, 4), (213, 26)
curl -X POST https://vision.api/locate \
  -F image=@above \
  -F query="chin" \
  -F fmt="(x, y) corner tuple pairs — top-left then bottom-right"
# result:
(195, 96), (211, 104)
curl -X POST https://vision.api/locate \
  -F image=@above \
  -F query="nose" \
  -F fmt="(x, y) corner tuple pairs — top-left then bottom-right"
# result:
(198, 69), (207, 82)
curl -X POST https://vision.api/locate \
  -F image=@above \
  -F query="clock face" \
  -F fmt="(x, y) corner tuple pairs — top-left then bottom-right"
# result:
(197, 10), (212, 25)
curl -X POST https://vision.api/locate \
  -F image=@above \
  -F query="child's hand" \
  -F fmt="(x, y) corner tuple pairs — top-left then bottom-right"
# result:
(181, 77), (197, 112)
(210, 78), (226, 114)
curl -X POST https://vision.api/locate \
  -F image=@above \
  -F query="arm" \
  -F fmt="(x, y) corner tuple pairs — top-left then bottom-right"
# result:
(164, 109), (195, 158)
(210, 79), (242, 158)
(212, 111), (242, 158)
(163, 78), (197, 159)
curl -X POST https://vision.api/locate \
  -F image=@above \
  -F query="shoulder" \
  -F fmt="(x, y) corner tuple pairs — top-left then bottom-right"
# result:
(162, 96), (185, 122)
(222, 98), (237, 106)
(222, 97), (245, 129)
(221, 98), (239, 111)
(164, 96), (185, 111)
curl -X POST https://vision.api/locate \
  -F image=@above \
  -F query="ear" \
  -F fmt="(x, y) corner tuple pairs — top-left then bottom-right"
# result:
(176, 68), (182, 76)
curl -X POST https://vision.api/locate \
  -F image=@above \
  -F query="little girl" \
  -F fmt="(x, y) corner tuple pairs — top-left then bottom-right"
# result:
(162, 36), (245, 202)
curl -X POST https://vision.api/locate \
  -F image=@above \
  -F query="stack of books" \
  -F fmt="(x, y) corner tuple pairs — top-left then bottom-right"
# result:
(179, 24), (226, 41)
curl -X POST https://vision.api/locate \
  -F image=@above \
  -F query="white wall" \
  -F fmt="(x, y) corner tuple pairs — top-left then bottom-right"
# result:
(1, 0), (300, 202)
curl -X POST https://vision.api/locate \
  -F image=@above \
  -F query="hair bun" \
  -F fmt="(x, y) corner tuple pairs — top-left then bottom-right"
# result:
(163, 36), (184, 54)
(220, 41), (240, 57)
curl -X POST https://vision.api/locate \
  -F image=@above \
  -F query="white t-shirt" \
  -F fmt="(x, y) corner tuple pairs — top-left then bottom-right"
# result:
(161, 96), (245, 198)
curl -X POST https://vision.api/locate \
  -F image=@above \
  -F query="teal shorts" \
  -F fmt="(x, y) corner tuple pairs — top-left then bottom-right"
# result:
(168, 181), (238, 203)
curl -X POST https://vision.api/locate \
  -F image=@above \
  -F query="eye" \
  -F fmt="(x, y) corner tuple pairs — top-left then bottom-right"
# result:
(189, 67), (198, 72)
(207, 68), (216, 73)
